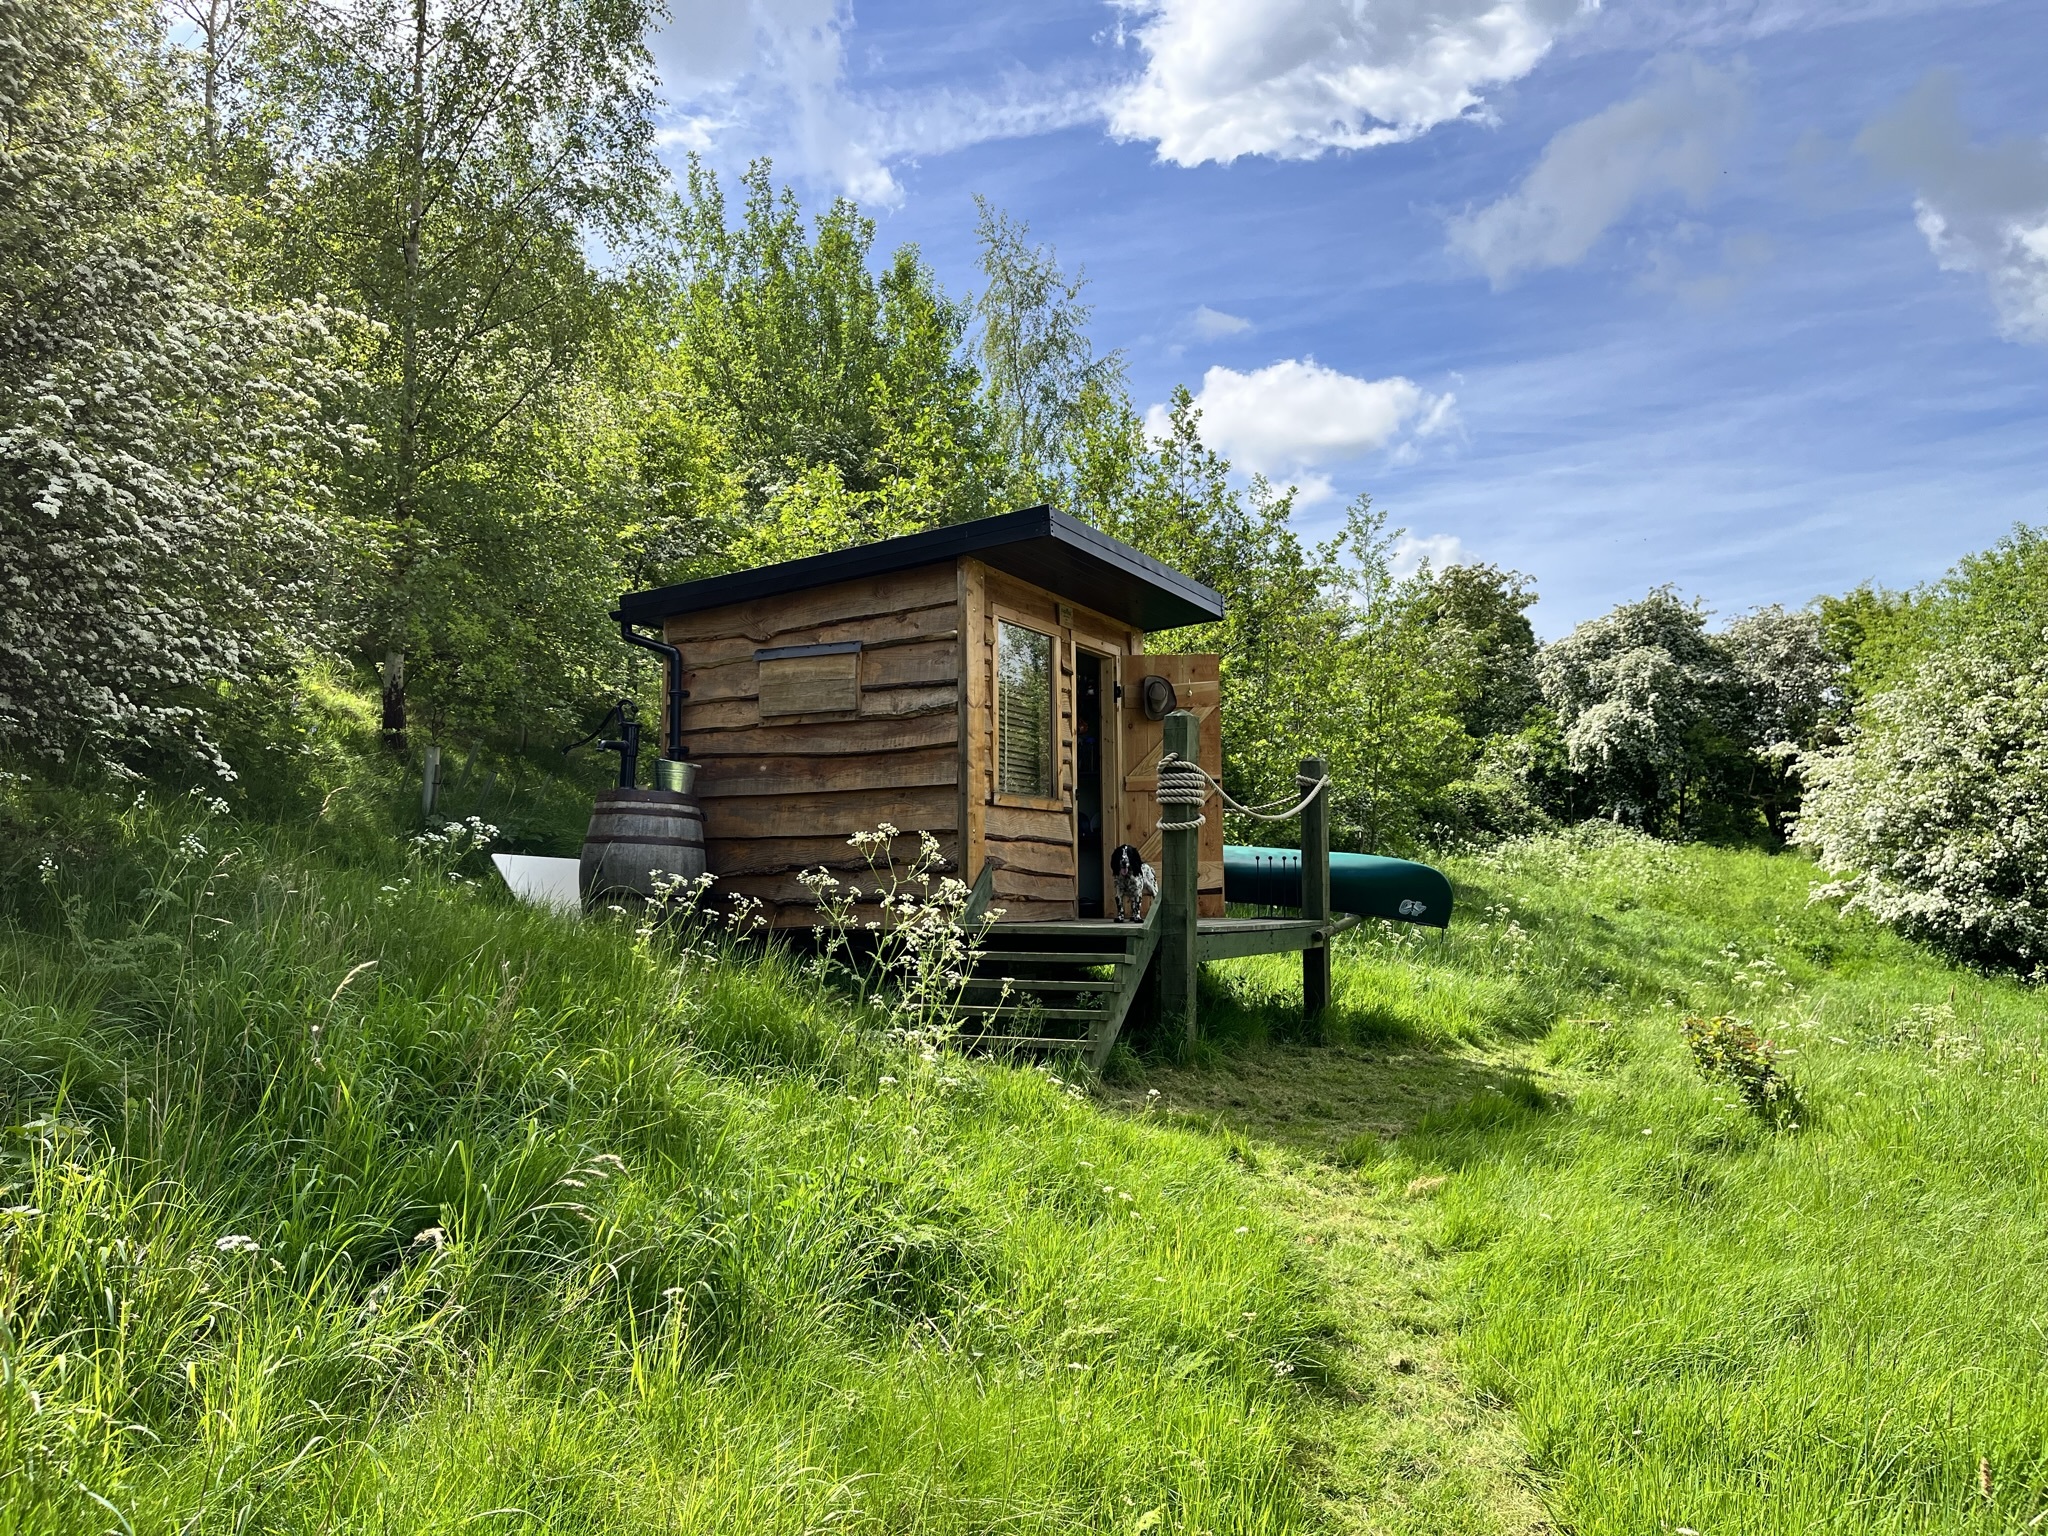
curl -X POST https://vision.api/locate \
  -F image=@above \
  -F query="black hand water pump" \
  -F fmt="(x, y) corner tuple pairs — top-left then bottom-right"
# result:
(562, 699), (643, 788)
(598, 700), (642, 789)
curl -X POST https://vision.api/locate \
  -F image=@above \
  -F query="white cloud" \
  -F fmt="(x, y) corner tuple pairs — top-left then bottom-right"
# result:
(654, 0), (899, 202)
(1190, 305), (1252, 338)
(1858, 71), (2048, 345)
(1107, 0), (1596, 167)
(652, 2), (1099, 203)
(1149, 358), (1456, 485)
(1391, 533), (1466, 578)
(1447, 56), (1748, 286)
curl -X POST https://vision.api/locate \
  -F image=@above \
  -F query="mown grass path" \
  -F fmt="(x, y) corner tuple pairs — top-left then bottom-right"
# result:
(1108, 829), (2048, 1534)
(1110, 1040), (1553, 1533)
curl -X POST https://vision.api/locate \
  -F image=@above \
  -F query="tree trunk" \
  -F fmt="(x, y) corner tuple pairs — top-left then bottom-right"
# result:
(381, 650), (407, 752)
(381, 0), (429, 760)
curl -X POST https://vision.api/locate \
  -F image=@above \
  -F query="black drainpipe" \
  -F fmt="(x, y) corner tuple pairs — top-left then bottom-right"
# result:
(616, 615), (687, 760)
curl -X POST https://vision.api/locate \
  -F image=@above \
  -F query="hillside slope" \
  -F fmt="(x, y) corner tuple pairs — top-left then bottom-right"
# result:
(1145, 829), (2048, 1532)
(5, 776), (2044, 1534)
(1, 785), (1319, 1534)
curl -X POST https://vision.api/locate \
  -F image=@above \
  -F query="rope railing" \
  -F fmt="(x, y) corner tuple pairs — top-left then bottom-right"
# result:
(1155, 752), (1328, 832)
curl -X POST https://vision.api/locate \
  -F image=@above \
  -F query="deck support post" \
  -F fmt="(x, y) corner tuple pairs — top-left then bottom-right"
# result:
(1158, 709), (1201, 1042)
(1300, 754), (1331, 1021)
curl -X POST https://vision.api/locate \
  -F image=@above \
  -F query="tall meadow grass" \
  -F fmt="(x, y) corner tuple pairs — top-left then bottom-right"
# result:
(0, 781), (1321, 1533)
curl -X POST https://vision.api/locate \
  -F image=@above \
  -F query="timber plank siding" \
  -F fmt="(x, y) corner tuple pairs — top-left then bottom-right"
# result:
(630, 517), (1223, 928)
(664, 563), (965, 926)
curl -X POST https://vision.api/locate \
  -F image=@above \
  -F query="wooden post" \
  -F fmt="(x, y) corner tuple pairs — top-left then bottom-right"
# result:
(1158, 709), (1201, 1042)
(1300, 754), (1330, 1021)
(421, 744), (442, 818)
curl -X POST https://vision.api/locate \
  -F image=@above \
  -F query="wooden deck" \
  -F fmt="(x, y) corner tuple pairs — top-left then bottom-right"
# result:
(997, 916), (1332, 962)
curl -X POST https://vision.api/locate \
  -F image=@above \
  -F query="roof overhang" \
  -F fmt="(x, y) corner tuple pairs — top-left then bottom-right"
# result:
(615, 505), (1225, 633)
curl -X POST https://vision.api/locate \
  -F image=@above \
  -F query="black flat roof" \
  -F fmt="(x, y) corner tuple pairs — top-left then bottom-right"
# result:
(615, 505), (1225, 632)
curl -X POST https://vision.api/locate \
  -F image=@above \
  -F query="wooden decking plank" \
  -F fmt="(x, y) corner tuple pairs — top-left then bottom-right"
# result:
(971, 950), (1129, 966)
(1195, 919), (1326, 962)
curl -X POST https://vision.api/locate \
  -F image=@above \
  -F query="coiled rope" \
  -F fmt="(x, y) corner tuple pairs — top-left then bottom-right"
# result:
(1155, 753), (1328, 832)
(1155, 754), (1210, 831)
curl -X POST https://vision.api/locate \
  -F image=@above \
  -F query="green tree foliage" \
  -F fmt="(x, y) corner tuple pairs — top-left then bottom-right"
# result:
(1535, 591), (1846, 838)
(1817, 581), (1921, 703)
(0, 0), (356, 769)
(1719, 604), (1844, 837)
(1796, 640), (2048, 971)
(1410, 562), (1541, 741)
(247, 0), (663, 744)
(1795, 526), (2048, 970)
(1537, 588), (1741, 832)
(973, 199), (1123, 506)
(621, 161), (993, 577)
(1066, 386), (1473, 851)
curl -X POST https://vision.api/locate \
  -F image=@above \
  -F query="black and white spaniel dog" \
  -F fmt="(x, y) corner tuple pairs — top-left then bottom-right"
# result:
(1110, 843), (1156, 922)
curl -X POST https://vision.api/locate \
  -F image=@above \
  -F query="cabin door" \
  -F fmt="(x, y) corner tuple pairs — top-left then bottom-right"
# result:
(1118, 653), (1225, 918)
(1074, 649), (1112, 918)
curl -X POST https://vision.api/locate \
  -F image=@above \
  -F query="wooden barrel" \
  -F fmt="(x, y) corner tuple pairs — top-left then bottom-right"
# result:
(580, 787), (706, 906)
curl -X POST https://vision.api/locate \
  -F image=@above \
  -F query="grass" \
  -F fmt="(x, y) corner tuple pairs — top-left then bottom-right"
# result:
(6, 753), (2045, 1533)
(0, 777), (1324, 1534)
(1124, 826), (2048, 1532)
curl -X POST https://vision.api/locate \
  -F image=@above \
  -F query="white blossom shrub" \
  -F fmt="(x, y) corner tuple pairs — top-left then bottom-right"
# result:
(1794, 640), (2048, 972)
(1721, 605), (1843, 749)
(0, 0), (361, 770)
(1537, 587), (1736, 826)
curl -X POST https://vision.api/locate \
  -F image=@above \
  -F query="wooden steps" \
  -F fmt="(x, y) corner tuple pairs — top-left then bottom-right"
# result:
(952, 902), (1162, 1069)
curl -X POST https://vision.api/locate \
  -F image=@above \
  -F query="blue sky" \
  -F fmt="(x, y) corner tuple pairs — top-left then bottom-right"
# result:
(653, 0), (2048, 634)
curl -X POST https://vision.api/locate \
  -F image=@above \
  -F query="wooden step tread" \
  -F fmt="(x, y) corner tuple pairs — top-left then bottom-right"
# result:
(972, 950), (1128, 966)
(991, 921), (1147, 936)
(955, 1004), (1106, 1021)
(961, 1035), (1091, 1052)
(954, 987), (1105, 999)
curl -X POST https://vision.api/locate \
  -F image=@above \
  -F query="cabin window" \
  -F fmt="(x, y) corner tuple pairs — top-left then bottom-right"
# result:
(996, 620), (1054, 799)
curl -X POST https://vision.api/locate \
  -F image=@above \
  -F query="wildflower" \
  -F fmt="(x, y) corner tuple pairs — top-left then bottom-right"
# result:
(411, 1226), (447, 1249)
(1272, 1360), (1296, 1376)
(1146, 1088), (1160, 1099)
(214, 1234), (260, 1255)
(879, 1075), (898, 1086)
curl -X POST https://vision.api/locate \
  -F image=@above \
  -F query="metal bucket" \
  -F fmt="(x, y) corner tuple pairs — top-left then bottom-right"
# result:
(581, 787), (706, 906)
(653, 757), (697, 794)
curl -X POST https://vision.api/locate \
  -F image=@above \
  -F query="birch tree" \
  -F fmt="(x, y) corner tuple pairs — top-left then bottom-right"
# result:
(253, 0), (661, 745)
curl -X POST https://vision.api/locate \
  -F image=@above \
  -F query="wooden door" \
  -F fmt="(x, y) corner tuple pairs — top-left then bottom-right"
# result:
(1118, 654), (1224, 917)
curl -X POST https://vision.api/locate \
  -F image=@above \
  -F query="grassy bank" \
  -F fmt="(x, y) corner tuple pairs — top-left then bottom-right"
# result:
(6, 763), (2045, 1533)
(0, 780), (1321, 1534)
(1149, 829), (2048, 1532)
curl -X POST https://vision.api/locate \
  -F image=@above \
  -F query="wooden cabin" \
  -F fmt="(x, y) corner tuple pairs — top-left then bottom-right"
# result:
(614, 506), (1228, 927)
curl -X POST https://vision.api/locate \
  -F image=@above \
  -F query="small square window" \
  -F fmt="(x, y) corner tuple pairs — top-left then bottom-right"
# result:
(997, 620), (1054, 799)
